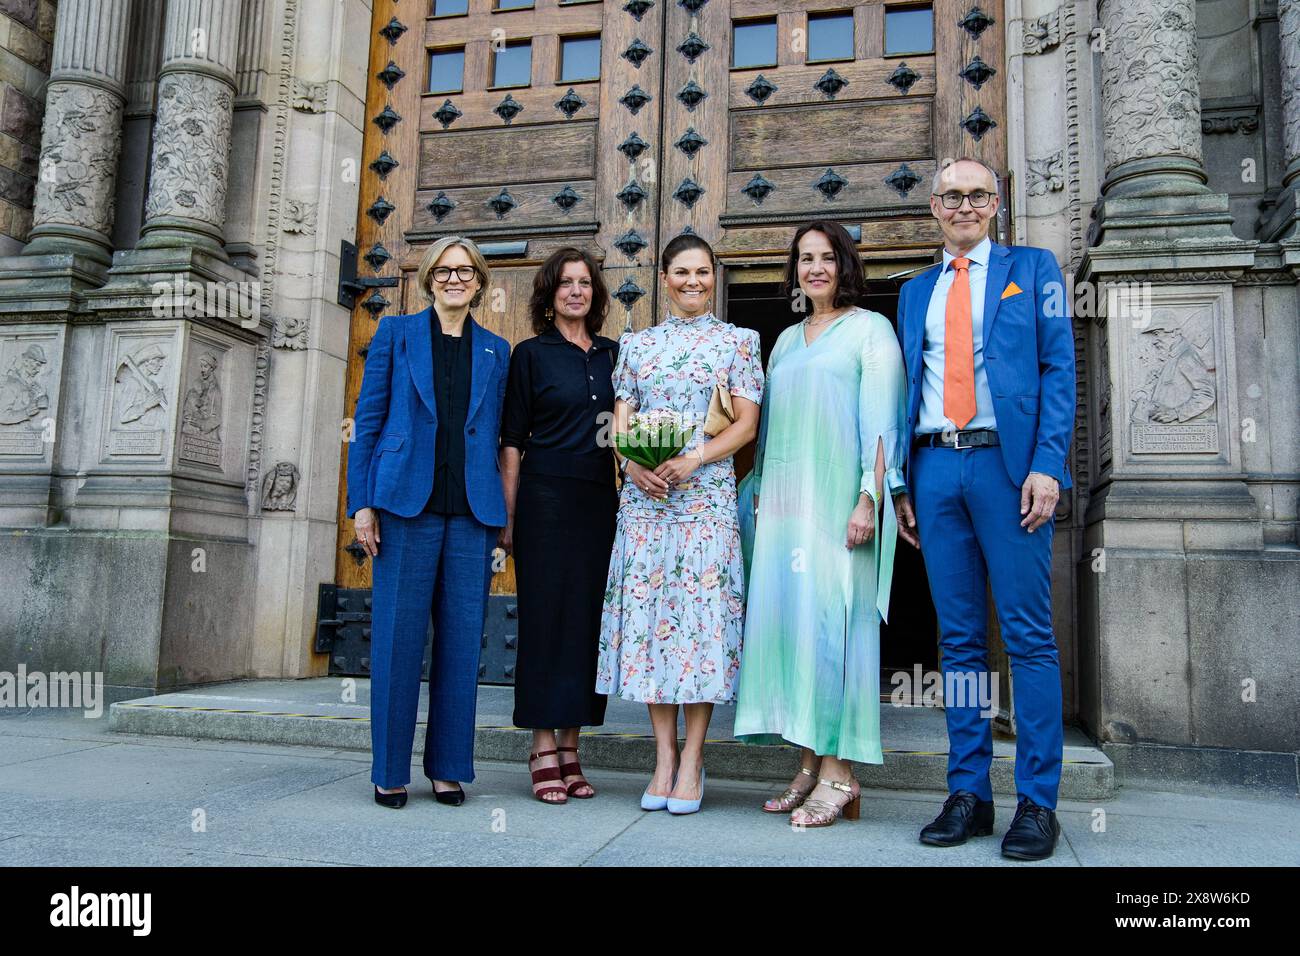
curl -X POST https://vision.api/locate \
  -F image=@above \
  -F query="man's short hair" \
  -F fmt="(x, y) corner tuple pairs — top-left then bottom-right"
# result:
(931, 157), (1000, 196)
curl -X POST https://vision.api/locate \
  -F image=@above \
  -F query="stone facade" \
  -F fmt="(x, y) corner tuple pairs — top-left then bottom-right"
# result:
(1006, 0), (1298, 784)
(0, 0), (366, 699)
(0, 0), (1295, 781)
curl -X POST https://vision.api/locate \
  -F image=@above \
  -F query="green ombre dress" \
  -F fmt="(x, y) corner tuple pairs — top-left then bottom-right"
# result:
(734, 308), (907, 763)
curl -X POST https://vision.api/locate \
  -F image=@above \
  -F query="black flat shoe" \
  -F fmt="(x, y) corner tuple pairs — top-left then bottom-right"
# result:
(1001, 799), (1060, 860)
(374, 786), (408, 809)
(433, 784), (465, 806)
(919, 790), (994, 846)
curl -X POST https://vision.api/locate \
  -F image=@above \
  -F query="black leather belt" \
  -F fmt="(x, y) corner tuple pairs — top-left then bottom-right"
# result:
(914, 429), (1000, 450)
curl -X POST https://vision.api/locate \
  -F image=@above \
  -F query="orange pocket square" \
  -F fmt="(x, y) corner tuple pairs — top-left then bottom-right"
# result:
(1001, 282), (1023, 300)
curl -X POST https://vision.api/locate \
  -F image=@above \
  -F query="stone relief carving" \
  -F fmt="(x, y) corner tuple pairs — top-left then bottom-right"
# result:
(1023, 9), (1060, 55)
(282, 199), (317, 235)
(246, 344), (270, 500)
(32, 83), (123, 235)
(1201, 106), (1259, 135)
(179, 350), (224, 468)
(261, 460), (300, 511)
(272, 314), (308, 349)
(291, 78), (327, 112)
(1129, 308), (1218, 453)
(109, 341), (169, 456)
(1098, 0), (1203, 174)
(0, 343), (50, 425)
(1026, 150), (1065, 195)
(144, 72), (234, 226)
(0, 340), (54, 457)
(258, 0), (300, 347)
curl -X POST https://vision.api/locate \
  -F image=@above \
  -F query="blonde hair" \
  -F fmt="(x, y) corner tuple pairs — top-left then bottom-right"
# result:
(416, 236), (491, 309)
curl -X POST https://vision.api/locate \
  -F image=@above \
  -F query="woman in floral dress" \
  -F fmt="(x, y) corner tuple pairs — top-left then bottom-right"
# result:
(597, 233), (764, 814)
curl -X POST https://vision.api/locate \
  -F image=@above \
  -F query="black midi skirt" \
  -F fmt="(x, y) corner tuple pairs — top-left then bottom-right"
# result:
(512, 472), (617, 728)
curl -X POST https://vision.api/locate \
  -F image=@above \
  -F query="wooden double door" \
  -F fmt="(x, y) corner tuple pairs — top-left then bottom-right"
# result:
(335, 0), (1008, 592)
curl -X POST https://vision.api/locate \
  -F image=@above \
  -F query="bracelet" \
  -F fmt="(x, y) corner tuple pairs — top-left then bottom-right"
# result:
(695, 448), (705, 467)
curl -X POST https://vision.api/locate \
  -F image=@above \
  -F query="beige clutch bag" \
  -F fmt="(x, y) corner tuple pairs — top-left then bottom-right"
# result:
(703, 383), (735, 437)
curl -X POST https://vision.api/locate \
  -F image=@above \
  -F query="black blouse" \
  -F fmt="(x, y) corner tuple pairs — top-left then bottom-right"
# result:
(424, 316), (472, 515)
(500, 325), (619, 486)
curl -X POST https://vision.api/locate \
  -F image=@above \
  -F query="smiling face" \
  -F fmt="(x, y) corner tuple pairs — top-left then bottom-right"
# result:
(796, 230), (839, 307)
(429, 244), (482, 312)
(661, 247), (714, 316)
(553, 259), (593, 323)
(930, 160), (1000, 254)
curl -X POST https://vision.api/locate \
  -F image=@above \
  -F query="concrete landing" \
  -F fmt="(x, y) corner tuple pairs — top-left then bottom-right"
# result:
(108, 678), (1115, 800)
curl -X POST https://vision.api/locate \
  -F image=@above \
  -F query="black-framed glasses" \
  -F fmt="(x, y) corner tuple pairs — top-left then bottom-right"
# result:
(432, 265), (479, 282)
(934, 190), (993, 209)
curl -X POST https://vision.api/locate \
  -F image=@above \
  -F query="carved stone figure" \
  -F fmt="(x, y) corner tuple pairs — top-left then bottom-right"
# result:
(0, 344), (50, 426)
(1026, 151), (1065, 196)
(272, 314), (308, 349)
(1130, 311), (1216, 424)
(282, 199), (317, 235)
(115, 344), (168, 429)
(181, 352), (223, 439)
(1023, 10), (1061, 55)
(291, 79), (327, 112)
(261, 460), (300, 511)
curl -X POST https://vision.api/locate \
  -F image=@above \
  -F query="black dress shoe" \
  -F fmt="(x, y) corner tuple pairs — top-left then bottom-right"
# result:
(1001, 799), (1060, 860)
(919, 790), (995, 846)
(433, 784), (466, 806)
(374, 786), (408, 809)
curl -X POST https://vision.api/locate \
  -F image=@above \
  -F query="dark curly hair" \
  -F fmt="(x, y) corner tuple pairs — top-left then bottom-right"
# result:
(781, 220), (864, 310)
(529, 247), (610, 336)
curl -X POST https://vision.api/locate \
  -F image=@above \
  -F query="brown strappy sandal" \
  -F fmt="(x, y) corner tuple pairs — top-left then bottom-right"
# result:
(528, 750), (568, 804)
(557, 746), (595, 799)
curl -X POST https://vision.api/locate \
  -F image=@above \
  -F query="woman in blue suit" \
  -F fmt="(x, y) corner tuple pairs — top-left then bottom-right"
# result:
(346, 235), (510, 808)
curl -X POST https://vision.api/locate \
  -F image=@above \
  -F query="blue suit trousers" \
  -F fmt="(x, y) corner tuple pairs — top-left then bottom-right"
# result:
(912, 445), (1063, 809)
(369, 510), (496, 788)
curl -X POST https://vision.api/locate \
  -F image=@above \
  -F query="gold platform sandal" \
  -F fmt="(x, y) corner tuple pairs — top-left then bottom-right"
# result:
(789, 777), (861, 829)
(762, 766), (818, 813)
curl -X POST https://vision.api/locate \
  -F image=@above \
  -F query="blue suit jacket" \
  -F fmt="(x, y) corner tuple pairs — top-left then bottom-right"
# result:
(897, 241), (1075, 492)
(346, 307), (510, 526)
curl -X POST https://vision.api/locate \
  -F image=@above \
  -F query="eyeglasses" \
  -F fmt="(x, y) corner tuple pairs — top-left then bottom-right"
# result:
(934, 190), (994, 209)
(432, 265), (479, 282)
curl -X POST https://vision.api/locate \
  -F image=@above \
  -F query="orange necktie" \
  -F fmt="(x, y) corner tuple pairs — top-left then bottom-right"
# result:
(944, 257), (977, 429)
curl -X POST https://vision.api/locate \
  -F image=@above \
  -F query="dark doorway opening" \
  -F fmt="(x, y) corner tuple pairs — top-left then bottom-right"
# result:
(726, 276), (940, 686)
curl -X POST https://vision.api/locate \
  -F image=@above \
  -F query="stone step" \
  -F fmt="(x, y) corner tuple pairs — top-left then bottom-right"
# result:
(108, 678), (1116, 801)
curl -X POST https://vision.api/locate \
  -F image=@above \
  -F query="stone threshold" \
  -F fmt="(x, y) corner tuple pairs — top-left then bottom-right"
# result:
(108, 678), (1116, 801)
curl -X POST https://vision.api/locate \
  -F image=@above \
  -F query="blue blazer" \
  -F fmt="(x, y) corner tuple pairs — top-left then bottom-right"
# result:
(897, 241), (1076, 492)
(346, 307), (510, 526)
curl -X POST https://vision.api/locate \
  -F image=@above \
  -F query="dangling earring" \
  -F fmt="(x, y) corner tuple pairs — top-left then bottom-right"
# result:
(545, 307), (555, 322)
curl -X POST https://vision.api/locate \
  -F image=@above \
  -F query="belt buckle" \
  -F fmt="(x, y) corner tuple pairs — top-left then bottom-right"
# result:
(950, 429), (969, 450)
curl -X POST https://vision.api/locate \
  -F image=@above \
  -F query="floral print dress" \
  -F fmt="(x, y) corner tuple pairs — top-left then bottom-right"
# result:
(596, 312), (764, 704)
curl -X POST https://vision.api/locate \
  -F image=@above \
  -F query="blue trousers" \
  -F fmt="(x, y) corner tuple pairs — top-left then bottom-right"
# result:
(912, 445), (1063, 809)
(369, 510), (496, 788)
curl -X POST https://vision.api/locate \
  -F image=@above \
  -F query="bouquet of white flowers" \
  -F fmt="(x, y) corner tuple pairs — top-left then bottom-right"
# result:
(615, 409), (695, 470)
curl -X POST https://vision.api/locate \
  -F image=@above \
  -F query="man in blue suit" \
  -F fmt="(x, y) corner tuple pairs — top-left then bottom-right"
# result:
(896, 158), (1075, 860)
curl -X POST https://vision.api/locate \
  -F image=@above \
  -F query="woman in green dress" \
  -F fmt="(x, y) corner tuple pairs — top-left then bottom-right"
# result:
(734, 220), (915, 828)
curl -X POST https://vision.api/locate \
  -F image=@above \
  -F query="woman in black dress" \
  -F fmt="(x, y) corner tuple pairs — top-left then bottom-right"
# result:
(499, 247), (617, 803)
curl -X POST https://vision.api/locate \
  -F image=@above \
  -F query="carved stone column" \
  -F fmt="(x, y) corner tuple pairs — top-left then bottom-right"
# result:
(136, 0), (242, 258)
(1097, 0), (1206, 200)
(1092, 0), (1250, 250)
(1281, 0), (1300, 191)
(22, 0), (134, 266)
